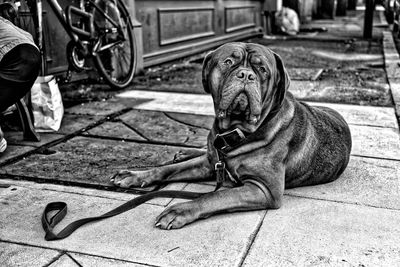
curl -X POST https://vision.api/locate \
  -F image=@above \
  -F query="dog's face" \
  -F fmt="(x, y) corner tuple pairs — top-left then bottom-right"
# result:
(202, 42), (290, 133)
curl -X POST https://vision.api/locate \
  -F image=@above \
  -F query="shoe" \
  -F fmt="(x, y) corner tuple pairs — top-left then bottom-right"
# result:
(0, 126), (7, 153)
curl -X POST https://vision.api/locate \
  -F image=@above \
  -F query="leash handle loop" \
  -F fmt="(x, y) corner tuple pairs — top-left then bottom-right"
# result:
(42, 202), (68, 240)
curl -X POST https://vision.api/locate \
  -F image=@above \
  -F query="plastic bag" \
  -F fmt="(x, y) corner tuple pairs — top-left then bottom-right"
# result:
(30, 75), (64, 132)
(275, 7), (300, 36)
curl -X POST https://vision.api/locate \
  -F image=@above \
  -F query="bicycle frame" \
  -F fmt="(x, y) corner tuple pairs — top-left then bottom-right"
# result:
(37, 0), (128, 57)
(42, 0), (82, 50)
(30, 0), (137, 88)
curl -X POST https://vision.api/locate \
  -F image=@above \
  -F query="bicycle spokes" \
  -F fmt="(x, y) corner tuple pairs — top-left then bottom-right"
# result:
(95, 34), (131, 79)
(92, 0), (136, 88)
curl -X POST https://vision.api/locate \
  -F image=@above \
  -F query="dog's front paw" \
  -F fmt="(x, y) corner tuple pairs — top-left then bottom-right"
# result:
(110, 169), (157, 188)
(155, 202), (200, 230)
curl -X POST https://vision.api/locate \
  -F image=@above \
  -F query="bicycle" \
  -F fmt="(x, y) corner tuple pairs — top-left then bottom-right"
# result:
(28, 0), (138, 89)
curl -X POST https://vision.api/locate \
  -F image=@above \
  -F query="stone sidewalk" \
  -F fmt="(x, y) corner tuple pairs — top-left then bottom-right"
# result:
(1, 9), (400, 267)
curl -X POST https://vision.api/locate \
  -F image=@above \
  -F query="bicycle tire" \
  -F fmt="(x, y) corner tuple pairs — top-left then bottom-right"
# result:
(91, 0), (137, 89)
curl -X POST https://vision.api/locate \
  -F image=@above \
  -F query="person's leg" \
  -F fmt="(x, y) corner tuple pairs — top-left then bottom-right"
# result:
(0, 44), (41, 112)
(0, 43), (41, 153)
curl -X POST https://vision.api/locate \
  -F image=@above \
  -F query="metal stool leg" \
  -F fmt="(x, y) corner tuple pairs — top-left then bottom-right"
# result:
(15, 99), (40, 142)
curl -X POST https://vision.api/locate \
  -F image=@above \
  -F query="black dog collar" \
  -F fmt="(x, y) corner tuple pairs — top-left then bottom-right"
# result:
(214, 128), (246, 155)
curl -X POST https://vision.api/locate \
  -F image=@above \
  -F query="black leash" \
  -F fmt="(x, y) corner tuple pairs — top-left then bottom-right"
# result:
(41, 129), (246, 241)
(42, 190), (205, 241)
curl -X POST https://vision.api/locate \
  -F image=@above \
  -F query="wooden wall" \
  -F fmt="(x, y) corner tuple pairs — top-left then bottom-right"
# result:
(135, 0), (265, 67)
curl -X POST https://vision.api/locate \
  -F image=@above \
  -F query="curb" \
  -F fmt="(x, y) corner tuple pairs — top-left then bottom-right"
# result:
(382, 30), (400, 126)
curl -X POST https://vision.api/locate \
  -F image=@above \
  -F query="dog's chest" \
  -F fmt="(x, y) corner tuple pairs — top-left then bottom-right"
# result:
(224, 149), (269, 181)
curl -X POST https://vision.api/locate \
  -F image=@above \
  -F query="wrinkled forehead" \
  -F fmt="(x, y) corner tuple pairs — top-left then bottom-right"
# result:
(213, 43), (276, 66)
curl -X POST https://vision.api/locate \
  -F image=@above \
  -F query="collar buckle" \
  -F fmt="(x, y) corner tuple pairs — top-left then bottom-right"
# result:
(214, 128), (246, 154)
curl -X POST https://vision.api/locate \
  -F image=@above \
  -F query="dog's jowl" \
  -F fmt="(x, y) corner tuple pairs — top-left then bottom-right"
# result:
(113, 42), (352, 230)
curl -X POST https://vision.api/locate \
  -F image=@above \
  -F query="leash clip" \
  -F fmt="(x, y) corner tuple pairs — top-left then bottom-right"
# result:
(215, 161), (225, 171)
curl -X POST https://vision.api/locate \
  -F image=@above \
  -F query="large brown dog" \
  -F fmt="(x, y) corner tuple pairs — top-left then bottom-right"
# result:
(112, 42), (352, 230)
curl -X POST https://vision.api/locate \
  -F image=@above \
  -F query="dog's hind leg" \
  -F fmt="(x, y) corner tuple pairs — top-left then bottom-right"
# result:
(112, 154), (213, 188)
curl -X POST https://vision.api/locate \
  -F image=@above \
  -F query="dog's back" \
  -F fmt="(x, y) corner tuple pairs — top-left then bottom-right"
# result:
(285, 95), (352, 188)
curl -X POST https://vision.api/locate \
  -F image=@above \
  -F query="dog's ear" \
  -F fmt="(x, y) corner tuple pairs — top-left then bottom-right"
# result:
(202, 50), (215, 94)
(273, 52), (290, 106)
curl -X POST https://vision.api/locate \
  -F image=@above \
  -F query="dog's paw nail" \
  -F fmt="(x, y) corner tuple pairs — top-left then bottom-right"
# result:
(167, 223), (173, 230)
(141, 182), (146, 188)
(109, 173), (117, 181)
(218, 110), (226, 119)
(155, 222), (161, 227)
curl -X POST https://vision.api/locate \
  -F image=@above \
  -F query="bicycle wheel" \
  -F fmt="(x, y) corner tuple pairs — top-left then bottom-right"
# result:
(92, 0), (137, 89)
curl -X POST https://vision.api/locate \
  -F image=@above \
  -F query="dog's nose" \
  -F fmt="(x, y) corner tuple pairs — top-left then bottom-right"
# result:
(236, 69), (255, 81)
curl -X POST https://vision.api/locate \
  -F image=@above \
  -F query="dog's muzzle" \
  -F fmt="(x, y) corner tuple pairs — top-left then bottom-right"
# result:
(217, 82), (262, 131)
(216, 68), (262, 130)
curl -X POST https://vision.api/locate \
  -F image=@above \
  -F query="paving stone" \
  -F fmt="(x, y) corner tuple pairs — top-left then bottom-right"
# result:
(385, 59), (400, 79)
(388, 78), (400, 118)
(65, 100), (128, 116)
(288, 68), (323, 81)
(0, 145), (33, 165)
(350, 125), (400, 160)
(84, 121), (147, 141)
(48, 254), (80, 267)
(70, 253), (147, 266)
(165, 112), (214, 130)
(319, 68), (388, 89)
(0, 185), (266, 267)
(289, 81), (392, 106)
(118, 109), (209, 147)
(0, 136), (204, 189)
(383, 32), (398, 53)
(0, 241), (60, 267)
(242, 196), (400, 267)
(384, 50), (398, 60)
(3, 132), (64, 147)
(289, 80), (326, 99)
(133, 62), (204, 94)
(286, 156), (400, 210)
(383, 31), (400, 80)
(308, 102), (398, 128)
(267, 42), (383, 69)
(107, 97), (160, 110)
(59, 114), (104, 135)
(117, 90), (214, 116)
(311, 50), (383, 61)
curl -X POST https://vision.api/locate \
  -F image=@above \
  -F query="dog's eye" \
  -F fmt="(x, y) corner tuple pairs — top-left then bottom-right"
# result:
(223, 58), (233, 66)
(259, 66), (268, 74)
